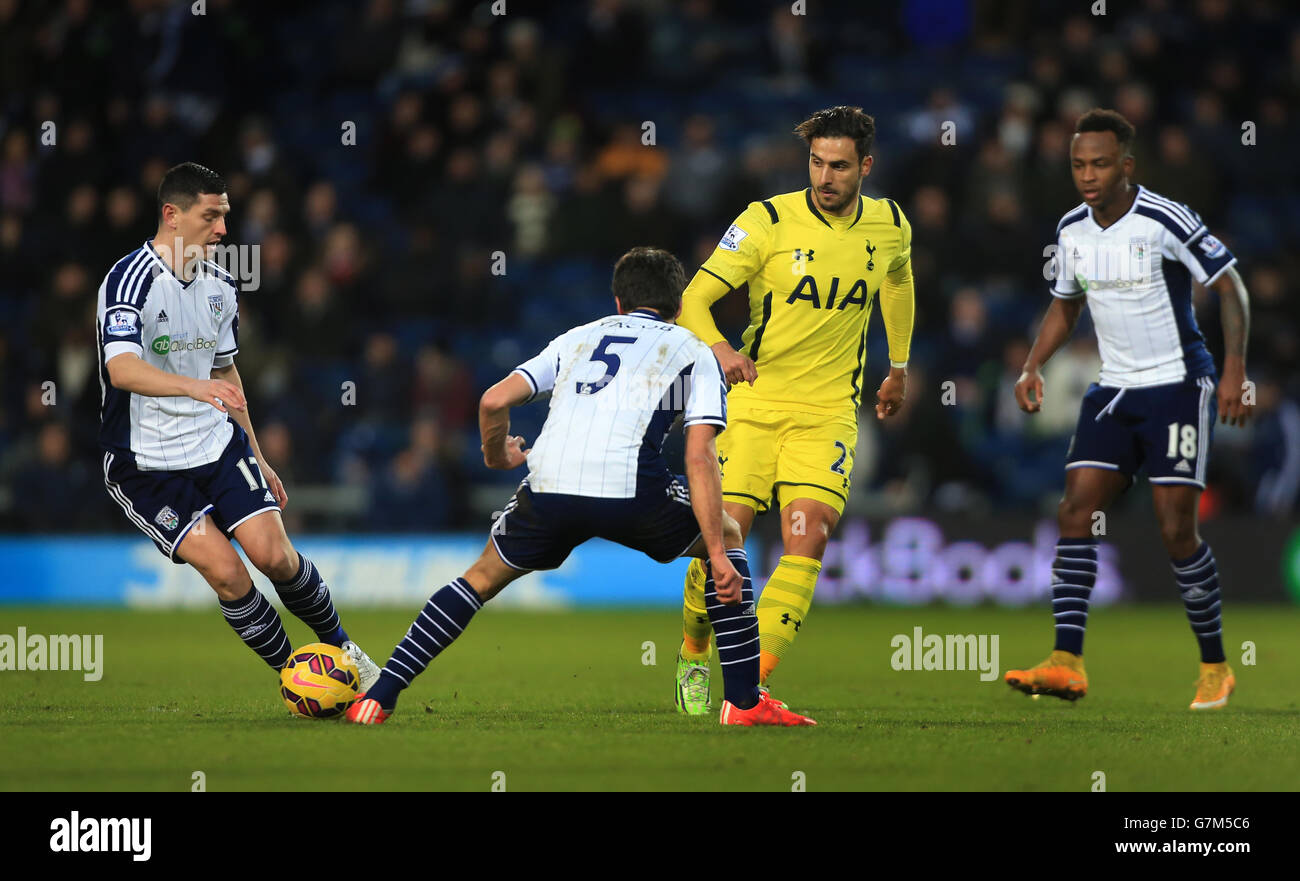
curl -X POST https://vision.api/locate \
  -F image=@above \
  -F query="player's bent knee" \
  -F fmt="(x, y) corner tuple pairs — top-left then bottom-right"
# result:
(1158, 521), (1198, 554)
(463, 541), (523, 602)
(200, 560), (252, 601)
(253, 544), (297, 581)
(242, 533), (298, 581)
(1057, 495), (1095, 534)
(787, 532), (830, 560)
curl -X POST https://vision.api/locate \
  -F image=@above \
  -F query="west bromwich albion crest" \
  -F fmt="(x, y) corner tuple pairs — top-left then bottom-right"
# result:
(154, 506), (180, 531)
(207, 293), (224, 320)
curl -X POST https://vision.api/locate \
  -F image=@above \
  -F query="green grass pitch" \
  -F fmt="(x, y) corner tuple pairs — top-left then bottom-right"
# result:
(2, 605), (1296, 791)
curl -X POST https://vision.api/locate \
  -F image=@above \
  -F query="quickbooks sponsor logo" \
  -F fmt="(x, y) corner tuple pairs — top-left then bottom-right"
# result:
(152, 335), (217, 355)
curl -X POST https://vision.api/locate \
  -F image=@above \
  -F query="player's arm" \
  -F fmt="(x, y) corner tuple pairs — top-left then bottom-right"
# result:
(478, 373), (532, 470)
(683, 423), (741, 604)
(681, 271), (756, 387)
(686, 202), (775, 386)
(1211, 265), (1252, 426)
(210, 361), (287, 508)
(875, 210), (915, 419)
(106, 352), (246, 412)
(1016, 296), (1087, 413)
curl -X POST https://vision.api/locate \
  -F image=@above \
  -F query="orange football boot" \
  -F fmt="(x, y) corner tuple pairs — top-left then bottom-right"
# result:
(720, 695), (816, 726)
(1189, 662), (1235, 710)
(345, 696), (391, 725)
(1004, 650), (1088, 701)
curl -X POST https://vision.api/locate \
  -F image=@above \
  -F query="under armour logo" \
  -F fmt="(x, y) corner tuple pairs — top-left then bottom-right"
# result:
(780, 612), (802, 631)
(793, 248), (814, 262)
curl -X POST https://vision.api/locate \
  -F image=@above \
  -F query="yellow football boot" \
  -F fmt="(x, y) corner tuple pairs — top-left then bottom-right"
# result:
(1189, 662), (1235, 710)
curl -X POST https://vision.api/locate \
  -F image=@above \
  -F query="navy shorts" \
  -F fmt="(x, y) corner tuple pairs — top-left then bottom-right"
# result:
(1066, 376), (1218, 488)
(490, 476), (702, 571)
(101, 423), (282, 563)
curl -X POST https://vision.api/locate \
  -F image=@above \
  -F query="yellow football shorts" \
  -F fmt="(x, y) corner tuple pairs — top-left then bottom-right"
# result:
(717, 406), (858, 516)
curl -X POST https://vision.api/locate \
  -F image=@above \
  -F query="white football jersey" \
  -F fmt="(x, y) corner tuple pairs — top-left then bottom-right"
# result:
(1052, 185), (1235, 387)
(96, 242), (239, 470)
(512, 309), (728, 498)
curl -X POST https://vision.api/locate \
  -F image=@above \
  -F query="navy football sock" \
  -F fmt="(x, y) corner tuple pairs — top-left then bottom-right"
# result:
(365, 578), (483, 711)
(220, 583), (293, 670)
(704, 549), (761, 710)
(1051, 537), (1098, 655)
(1172, 542), (1226, 663)
(273, 553), (348, 646)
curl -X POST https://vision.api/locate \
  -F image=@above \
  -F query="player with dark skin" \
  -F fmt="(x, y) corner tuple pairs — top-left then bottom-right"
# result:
(707, 135), (907, 570)
(1015, 128), (1253, 561)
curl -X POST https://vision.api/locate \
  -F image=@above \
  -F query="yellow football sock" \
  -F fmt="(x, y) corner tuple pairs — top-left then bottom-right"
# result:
(680, 557), (712, 661)
(757, 555), (821, 683)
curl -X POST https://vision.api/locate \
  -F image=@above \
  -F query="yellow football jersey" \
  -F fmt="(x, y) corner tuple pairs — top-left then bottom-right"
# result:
(683, 187), (914, 418)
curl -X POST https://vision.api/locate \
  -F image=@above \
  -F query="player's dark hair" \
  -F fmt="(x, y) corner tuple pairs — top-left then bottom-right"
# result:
(1075, 108), (1136, 156)
(794, 106), (875, 161)
(611, 247), (686, 318)
(157, 162), (226, 218)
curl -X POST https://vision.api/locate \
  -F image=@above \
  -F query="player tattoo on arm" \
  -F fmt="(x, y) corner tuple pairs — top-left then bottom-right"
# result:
(1211, 266), (1252, 426)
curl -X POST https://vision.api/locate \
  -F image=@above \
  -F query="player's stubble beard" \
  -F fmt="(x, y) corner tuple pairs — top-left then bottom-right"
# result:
(820, 179), (861, 216)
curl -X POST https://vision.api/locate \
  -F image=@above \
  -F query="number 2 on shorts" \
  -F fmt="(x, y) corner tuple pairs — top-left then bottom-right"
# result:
(830, 440), (848, 475)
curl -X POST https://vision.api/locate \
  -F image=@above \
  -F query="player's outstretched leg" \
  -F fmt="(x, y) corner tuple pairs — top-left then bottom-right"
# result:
(347, 577), (483, 724)
(349, 539), (520, 725)
(676, 558), (713, 715)
(708, 549), (815, 727)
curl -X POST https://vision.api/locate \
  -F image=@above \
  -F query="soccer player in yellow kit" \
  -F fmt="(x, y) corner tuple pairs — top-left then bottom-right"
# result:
(674, 106), (916, 713)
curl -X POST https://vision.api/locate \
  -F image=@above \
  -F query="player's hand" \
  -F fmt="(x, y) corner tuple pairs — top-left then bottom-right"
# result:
(711, 342), (757, 387)
(259, 459), (288, 509)
(483, 435), (529, 470)
(189, 378), (246, 413)
(1217, 364), (1252, 427)
(875, 369), (906, 420)
(1015, 368), (1044, 413)
(709, 553), (743, 605)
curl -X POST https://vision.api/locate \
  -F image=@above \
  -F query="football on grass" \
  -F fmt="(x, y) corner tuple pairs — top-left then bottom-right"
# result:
(279, 643), (360, 719)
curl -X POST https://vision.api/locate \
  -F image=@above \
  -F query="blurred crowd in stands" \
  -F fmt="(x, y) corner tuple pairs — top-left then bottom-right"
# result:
(2, 0), (1298, 535)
